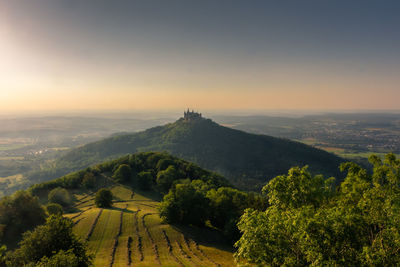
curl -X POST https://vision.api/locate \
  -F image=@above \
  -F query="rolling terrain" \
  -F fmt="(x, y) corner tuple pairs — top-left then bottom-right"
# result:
(37, 114), (344, 190)
(65, 184), (234, 266)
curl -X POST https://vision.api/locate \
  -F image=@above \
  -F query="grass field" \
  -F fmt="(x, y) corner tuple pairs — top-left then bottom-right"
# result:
(65, 185), (234, 267)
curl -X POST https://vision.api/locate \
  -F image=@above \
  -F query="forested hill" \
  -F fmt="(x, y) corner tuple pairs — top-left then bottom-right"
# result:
(38, 115), (344, 190)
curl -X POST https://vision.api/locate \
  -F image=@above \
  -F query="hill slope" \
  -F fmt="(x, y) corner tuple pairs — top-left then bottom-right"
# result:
(66, 185), (234, 266)
(24, 152), (235, 266)
(41, 116), (344, 189)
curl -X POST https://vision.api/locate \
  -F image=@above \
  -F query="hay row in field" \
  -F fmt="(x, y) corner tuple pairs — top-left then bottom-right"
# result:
(194, 240), (220, 267)
(182, 235), (203, 262)
(142, 213), (160, 265)
(109, 210), (124, 267)
(70, 207), (89, 220)
(162, 230), (184, 266)
(73, 218), (83, 226)
(127, 236), (133, 266)
(134, 210), (144, 261)
(85, 208), (103, 241)
(176, 239), (196, 265)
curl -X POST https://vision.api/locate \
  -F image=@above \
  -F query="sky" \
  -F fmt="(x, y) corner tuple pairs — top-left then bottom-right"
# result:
(0, 0), (399, 112)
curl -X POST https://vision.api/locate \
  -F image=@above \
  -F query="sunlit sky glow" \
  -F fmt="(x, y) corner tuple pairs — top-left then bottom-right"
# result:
(1, 0), (400, 112)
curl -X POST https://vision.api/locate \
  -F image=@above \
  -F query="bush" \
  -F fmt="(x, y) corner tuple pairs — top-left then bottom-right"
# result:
(95, 189), (113, 208)
(48, 188), (72, 207)
(46, 203), (63, 216)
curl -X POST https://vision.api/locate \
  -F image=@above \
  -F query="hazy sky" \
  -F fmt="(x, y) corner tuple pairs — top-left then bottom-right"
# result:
(1, 0), (399, 112)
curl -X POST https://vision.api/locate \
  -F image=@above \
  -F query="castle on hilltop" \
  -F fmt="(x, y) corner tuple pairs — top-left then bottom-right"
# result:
(183, 109), (202, 121)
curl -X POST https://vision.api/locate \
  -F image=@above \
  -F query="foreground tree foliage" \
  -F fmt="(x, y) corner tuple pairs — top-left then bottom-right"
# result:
(6, 215), (91, 267)
(0, 191), (46, 245)
(95, 189), (113, 208)
(235, 153), (400, 266)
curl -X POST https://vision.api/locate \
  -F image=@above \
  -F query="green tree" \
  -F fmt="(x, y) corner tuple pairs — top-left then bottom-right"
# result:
(0, 245), (6, 266)
(0, 191), (46, 245)
(156, 166), (179, 193)
(235, 155), (400, 266)
(112, 164), (132, 183)
(7, 215), (91, 267)
(46, 203), (63, 216)
(95, 189), (113, 208)
(48, 187), (72, 207)
(207, 187), (249, 242)
(36, 249), (79, 267)
(137, 171), (153, 190)
(81, 172), (96, 189)
(159, 183), (209, 226)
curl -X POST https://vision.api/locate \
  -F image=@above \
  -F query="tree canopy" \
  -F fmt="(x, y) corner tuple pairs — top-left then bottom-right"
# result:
(95, 189), (113, 208)
(0, 191), (46, 246)
(6, 215), (91, 267)
(235, 154), (400, 266)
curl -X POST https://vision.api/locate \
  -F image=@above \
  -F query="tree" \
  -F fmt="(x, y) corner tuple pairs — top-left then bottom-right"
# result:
(112, 164), (132, 183)
(36, 249), (79, 267)
(81, 172), (96, 189)
(0, 191), (46, 245)
(48, 187), (72, 207)
(0, 245), (6, 266)
(6, 215), (91, 267)
(95, 188), (113, 208)
(207, 187), (249, 242)
(137, 171), (153, 190)
(156, 166), (178, 193)
(235, 155), (400, 266)
(159, 183), (209, 226)
(46, 203), (63, 216)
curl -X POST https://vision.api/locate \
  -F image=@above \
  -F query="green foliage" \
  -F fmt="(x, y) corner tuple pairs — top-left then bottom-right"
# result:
(156, 166), (179, 193)
(48, 187), (72, 207)
(112, 164), (132, 183)
(137, 171), (154, 190)
(235, 154), (400, 266)
(207, 187), (248, 229)
(0, 191), (46, 245)
(159, 183), (209, 226)
(35, 249), (79, 267)
(6, 215), (91, 267)
(46, 203), (63, 216)
(95, 189), (113, 208)
(81, 172), (96, 189)
(0, 245), (6, 266)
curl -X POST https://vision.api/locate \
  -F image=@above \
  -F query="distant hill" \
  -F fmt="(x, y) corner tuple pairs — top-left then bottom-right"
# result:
(32, 113), (345, 190)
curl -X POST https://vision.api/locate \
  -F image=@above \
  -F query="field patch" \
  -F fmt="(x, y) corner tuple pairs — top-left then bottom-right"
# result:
(68, 186), (234, 266)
